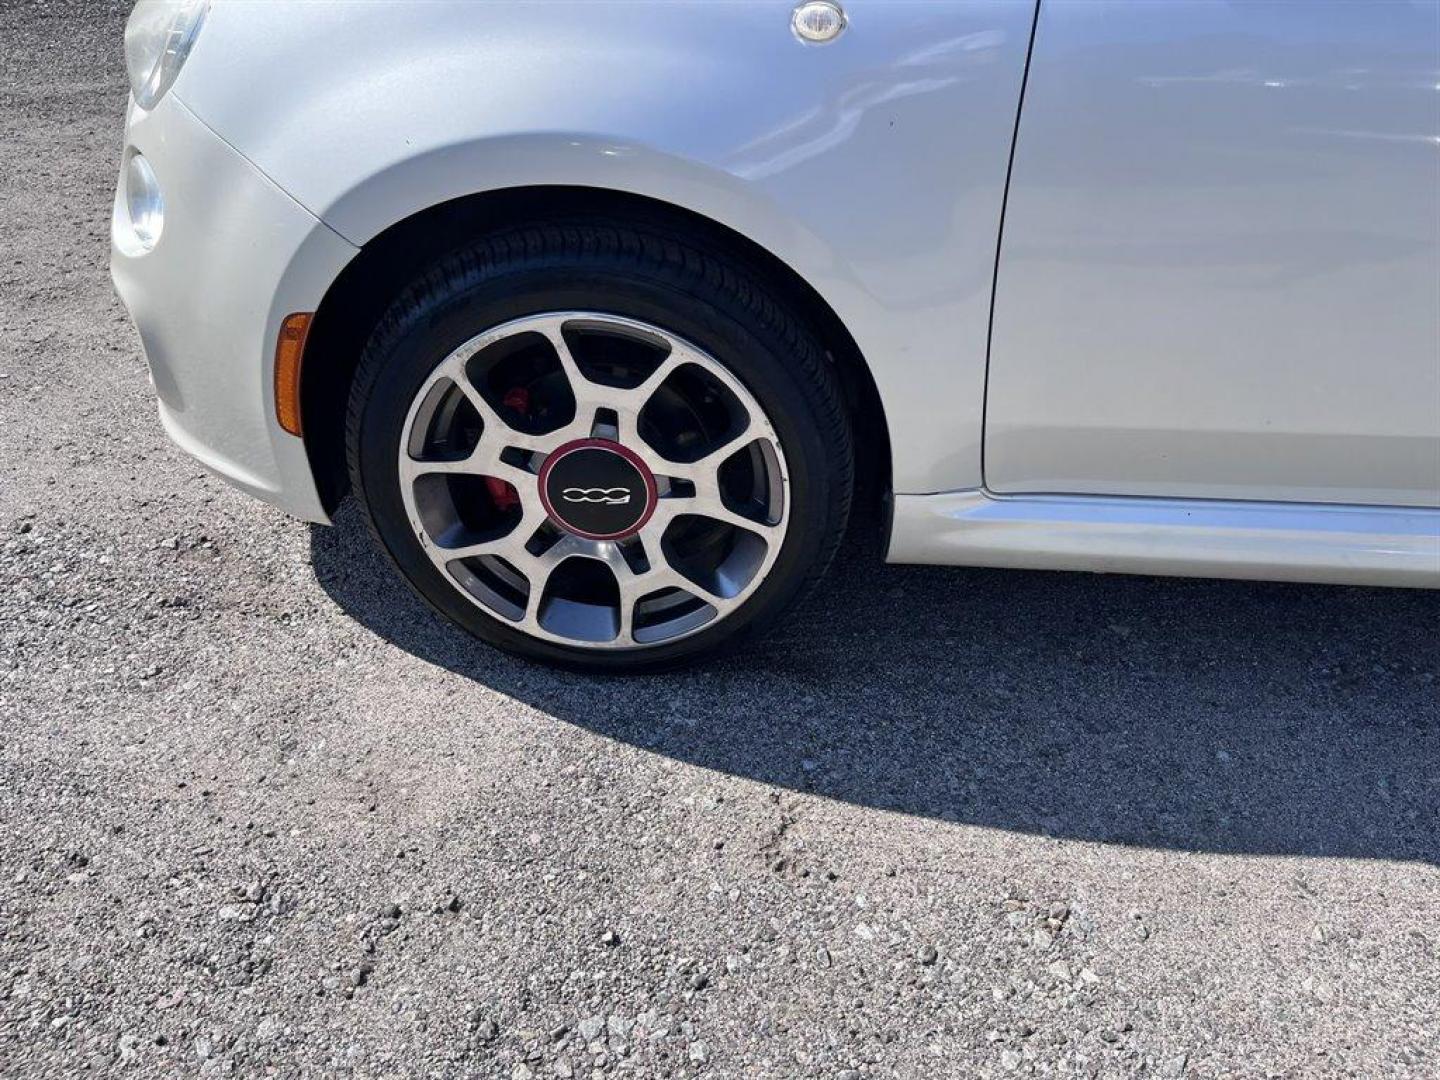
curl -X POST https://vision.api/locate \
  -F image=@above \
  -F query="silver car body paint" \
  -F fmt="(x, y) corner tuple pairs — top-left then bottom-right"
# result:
(887, 490), (1440, 587)
(110, 93), (355, 522)
(111, 1), (1440, 588)
(173, 0), (1040, 498)
(986, 0), (1440, 508)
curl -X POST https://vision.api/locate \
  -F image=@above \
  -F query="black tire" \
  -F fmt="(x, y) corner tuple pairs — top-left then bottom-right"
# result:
(345, 219), (853, 672)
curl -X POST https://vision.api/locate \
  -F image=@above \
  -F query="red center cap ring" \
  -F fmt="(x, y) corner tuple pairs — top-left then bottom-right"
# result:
(537, 438), (659, 542)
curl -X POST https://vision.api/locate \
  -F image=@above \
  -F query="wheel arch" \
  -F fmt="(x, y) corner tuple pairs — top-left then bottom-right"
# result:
(301, 185), (890, 518)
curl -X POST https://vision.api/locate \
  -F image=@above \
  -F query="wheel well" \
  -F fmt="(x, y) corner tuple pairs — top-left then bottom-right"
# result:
(302, 186), (890, 516)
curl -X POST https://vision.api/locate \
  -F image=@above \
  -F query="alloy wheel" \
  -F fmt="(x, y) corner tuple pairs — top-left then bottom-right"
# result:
(397, 312), (790, 649)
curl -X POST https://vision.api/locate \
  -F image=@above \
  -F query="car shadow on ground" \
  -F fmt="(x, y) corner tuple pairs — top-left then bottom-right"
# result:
(310, 503), (1439, 865)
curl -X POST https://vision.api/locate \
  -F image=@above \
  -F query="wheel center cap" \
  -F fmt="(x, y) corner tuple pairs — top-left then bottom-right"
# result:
(538, 438), (658, 541)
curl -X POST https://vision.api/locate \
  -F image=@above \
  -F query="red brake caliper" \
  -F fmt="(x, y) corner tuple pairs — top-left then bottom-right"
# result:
(484, 386), (531, 511)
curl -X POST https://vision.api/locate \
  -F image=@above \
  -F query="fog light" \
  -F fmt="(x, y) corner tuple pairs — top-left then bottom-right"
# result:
(125, 152), (164, 251)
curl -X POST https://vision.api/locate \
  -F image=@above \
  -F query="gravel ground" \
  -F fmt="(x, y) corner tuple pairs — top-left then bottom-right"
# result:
(2, 5), (1438, 1078)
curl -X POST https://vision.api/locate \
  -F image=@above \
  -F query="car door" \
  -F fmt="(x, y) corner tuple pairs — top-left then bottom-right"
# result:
(984, 0), (1440, 507)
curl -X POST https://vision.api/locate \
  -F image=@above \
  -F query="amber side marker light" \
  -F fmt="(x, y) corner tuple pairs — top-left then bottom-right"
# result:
(274, 312), (313, 436)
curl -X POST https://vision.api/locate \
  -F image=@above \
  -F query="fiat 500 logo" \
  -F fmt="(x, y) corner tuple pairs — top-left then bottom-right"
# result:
(561, 487), (632, 505)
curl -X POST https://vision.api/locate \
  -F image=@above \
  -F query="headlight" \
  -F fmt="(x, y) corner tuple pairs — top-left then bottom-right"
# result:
(124, 0), (211, 110)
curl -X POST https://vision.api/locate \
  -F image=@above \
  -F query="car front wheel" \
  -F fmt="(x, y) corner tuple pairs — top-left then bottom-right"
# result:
(346, 221), (853, 671)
